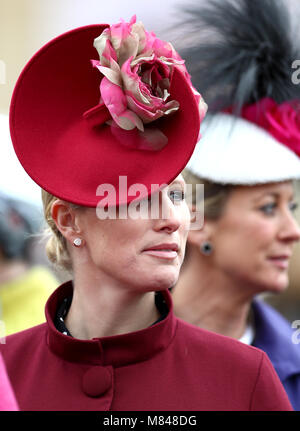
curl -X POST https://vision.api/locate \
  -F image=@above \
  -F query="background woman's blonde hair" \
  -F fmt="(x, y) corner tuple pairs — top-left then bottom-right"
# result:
(182, 169), (232, 220)
(41, 189), (81, 272)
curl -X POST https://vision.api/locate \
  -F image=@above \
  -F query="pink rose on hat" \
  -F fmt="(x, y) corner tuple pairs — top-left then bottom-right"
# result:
(92, 15), (207, 135)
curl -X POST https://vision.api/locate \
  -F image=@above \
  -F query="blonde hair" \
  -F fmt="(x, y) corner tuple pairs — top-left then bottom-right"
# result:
(182, 169), (232, 220)
(41, 189), (81, 272)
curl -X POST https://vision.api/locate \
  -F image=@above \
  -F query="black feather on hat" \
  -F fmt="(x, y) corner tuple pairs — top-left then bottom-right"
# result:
(173, 0), (300, 185)
(178, 0), (300, 114)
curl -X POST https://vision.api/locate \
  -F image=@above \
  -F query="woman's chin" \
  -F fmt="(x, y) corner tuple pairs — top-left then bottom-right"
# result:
(260, 275), (289, 294)
(143, 269), (179, 292)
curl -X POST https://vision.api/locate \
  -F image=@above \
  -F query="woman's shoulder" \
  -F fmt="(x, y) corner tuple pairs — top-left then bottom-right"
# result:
(175, 316), (265, 364)
(174, 317), (292, 410)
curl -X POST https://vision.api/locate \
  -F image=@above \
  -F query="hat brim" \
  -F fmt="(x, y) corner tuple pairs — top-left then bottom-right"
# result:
(10, 25), (200, 206)
(187, 113), (300, 185)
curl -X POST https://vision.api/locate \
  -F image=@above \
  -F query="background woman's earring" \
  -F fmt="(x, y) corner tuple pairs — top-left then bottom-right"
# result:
(73, 238), (82, 247)
(200, 241), (213, 256)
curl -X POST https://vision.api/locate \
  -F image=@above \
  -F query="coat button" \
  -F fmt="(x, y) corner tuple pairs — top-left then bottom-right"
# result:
(82, 366), (112, 398)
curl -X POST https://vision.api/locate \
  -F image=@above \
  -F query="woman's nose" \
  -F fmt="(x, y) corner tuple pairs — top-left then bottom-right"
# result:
(151, 192), (182, 233)
(278, 210), (300, 243)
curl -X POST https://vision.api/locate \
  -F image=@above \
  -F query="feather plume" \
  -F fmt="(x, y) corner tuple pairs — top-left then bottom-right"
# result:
(177, 0), (300, 114)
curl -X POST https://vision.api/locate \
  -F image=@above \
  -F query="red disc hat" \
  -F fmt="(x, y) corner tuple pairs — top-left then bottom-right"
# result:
(9, 18), (204, 207)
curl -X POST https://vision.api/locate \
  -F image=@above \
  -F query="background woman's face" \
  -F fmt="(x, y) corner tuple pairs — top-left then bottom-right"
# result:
(76, 175), (190, 292)
(208, 181), (300, 294)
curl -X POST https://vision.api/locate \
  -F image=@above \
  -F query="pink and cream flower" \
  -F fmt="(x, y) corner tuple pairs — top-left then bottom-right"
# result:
(91, 15), (207, 144)
(242, 98), (300, 156)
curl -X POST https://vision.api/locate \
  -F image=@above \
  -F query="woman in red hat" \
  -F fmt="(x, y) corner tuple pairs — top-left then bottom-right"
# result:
(0, 16), (292, 411)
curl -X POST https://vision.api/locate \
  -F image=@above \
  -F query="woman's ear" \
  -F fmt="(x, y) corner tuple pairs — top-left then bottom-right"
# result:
(187, 221), (213, 247)
(187, 204), (215, 247)
(51, 200), (81, 244)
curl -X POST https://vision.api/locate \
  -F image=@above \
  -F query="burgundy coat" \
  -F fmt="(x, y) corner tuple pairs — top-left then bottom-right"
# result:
(0, 281), (292, 411)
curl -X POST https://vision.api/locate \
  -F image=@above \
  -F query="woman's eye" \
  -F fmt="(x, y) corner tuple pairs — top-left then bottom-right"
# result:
(259, 201), (298, 215)
(260, 203), (276, 215)
(289, 201), (298, 212)
(169, 190), (185, 203)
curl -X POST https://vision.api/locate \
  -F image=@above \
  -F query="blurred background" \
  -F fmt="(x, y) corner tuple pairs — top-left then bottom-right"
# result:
(1, 0), (300, 330)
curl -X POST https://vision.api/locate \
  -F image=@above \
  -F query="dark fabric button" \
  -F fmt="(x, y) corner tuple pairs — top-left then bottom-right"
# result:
(82, 366), (112, 398)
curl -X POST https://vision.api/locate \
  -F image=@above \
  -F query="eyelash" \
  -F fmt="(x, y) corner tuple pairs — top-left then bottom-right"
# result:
(290, 202), (299, 212)
(260, 202), (298, 215)
(169, 190), (185, 203)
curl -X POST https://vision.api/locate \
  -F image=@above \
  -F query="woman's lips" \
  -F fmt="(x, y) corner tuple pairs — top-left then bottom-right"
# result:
(143, 250), (178, 259)
(268, 256), (290, 269)
(142, 243), (179, 260)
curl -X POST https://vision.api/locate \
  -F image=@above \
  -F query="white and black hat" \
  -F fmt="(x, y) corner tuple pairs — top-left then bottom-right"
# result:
(179, 0), (300, 184)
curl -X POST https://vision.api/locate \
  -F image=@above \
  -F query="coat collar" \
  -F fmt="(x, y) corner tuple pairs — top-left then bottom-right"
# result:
(252, 299), (300, 381)
(45, 281), (177, 367)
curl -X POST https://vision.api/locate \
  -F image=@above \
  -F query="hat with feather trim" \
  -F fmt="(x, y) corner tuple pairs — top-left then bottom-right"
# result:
(9, 16), (206, 206)
(179, 0), (300, 184)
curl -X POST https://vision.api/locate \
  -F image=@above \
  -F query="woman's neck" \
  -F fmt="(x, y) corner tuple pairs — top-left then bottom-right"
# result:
(172, 250), (253, 340)
(64, 271), (161, 340)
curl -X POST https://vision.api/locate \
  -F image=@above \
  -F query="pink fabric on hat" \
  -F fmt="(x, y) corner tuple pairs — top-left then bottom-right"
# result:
(242, 97), (300, 156)
(0, 353), (18, 411)
(92, 15), (202, 134)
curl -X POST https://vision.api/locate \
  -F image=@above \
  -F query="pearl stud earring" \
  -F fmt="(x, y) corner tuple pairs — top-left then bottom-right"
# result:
(73, 238), (82, 247)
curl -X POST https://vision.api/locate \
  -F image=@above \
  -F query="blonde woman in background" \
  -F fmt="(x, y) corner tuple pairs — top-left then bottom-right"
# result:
(172, 0), (300, 410)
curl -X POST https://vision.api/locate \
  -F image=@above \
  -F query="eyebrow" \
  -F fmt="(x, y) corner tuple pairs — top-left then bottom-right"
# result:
(254, 192), (295, 201)
(170, 180), (185, 187)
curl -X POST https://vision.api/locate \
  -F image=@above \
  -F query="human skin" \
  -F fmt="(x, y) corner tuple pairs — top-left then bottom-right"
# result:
(51, 174), (190, 339)
(173, 181), (300, 339)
